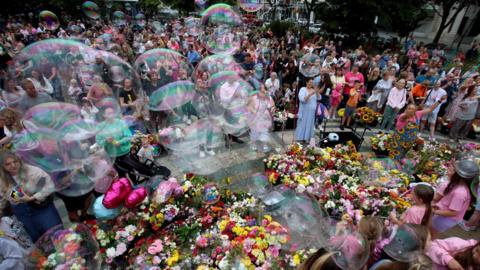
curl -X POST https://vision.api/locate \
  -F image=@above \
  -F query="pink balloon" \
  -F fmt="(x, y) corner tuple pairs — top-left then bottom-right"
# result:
(124, 187), (148, 208)
(102, 178), (132, 209)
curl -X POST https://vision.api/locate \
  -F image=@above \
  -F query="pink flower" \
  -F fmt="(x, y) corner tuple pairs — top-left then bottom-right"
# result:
(116, 243), (127, 256)
(148, 239), (164, 255)
(267, 245), (280, 257)
(153, 255), (162, 265)
(127, 235), (134, 242)
(196, 236), (208, 248)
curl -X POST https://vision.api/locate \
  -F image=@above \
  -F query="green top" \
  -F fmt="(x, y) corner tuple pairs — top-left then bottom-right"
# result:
(96, 119), (132, 157)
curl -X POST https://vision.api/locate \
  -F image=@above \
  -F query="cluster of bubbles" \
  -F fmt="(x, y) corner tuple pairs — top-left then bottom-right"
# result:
(238, 0), (264, 12)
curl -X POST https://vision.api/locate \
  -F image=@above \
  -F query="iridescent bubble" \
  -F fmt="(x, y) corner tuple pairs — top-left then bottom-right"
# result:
(135, 13), (146, 28)
(82, 1), (100, 19)
(299, 53), (321, 78)
(113, 11), (126, 26)
(205, 25), (242, 55)
(134, 48), (193, 96)
(125, 3), (132, 11)
(330, 232), (370, 270)
(68, 25), (83, 35)
(27, 223), (101, 270)
(108, 65), (127, 83)
(194, 54), (244, 81)
(185, 17), (202, 37)
(195, 0), (206, 9)
(238, 0), (264, 12)
(201, 4), (243, 27)
(383, 224), (426, 262)
(39, 10), (60, 31)
(149, 80), (195, 111)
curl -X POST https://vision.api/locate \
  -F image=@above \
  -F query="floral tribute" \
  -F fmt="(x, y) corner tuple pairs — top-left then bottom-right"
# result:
(354, 106), (381, 125)
(84, 175), (311, 269)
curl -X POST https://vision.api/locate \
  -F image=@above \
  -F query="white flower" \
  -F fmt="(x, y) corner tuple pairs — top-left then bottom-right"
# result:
(325, 200), (336, 209)
(296, 184), (306, 193)
(125, 225), (137, 234)
(106, 247), (116, 258)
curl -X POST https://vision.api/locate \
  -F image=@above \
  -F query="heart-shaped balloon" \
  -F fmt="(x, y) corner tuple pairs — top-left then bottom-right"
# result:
(124, 187), (148, 208)
(94, 195), (121, 220)
(102, 177), (132, 209)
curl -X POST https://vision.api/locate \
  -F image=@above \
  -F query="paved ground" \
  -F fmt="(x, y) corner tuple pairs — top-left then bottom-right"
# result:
(53, 119), (480, 240)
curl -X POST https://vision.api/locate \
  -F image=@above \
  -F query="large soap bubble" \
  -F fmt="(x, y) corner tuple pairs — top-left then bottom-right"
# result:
(299, 53), (321, 78)
(82, 1), (100, 19)
(262, 187), (329, 250)
(113, 11), (126, 26)
(27, 223), (101, 270)
(239, 0), (264, 12)
(185, 17), (202, 37)
(134, 48), (193, 96)
(194, 54), (244, 82)
(329, 232), (370, 270)
(204, 25), (242, 55)
(134, 13), (146, 28)
(39, 10), (60, 31)
(201, 4), (242, 27)
(383, 223), (427, 262)
(149, 80), (195, 112)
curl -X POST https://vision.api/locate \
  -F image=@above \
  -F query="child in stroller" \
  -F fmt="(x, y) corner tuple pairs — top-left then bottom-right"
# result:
(114, 134), (171, 184)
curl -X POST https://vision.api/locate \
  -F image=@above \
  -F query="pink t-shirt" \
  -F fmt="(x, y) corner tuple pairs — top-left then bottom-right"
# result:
(435, 182), (471, 221)
(395, 111), (422, 130)
(401, 205), (427, 224)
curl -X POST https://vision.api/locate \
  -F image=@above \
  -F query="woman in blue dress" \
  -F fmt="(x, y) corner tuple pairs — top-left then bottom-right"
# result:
(295, 79), (318, 143)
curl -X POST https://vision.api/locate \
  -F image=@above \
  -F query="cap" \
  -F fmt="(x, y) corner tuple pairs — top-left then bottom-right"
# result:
(454, 159), (479, 179)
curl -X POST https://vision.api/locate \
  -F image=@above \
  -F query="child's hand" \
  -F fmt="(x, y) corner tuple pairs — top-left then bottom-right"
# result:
(447, 259), (465, 270)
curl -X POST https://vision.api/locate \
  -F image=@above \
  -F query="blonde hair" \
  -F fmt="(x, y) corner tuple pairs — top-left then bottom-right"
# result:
(0, 151), (25, 195)
(0, 108), (23, 133)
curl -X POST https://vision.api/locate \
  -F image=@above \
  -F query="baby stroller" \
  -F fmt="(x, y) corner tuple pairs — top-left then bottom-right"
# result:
(114, 149), (171, 184)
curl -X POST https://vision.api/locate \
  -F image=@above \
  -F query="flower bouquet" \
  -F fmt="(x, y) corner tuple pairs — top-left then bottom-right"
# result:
(273, 110), (296, 131)
(354, 107), (380, 126)
(28, 223), (101, 270)
(412, 142), (453, 185)
(369, 132), (392, 157)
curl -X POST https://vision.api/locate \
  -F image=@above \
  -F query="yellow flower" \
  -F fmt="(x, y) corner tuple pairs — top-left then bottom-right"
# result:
(293, 254), (301, 266)
(304, 160), (310, 168)
(219, 220), (228, 231)
(264, 215), (272, 222)
(197, 266), (208, 270)
(167, 250), (180, 266)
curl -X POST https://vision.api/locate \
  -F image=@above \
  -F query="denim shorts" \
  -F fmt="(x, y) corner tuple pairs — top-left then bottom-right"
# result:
(345, 106), (356, 117)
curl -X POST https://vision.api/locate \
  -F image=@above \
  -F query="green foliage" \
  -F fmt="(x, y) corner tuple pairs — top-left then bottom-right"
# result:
(382, 0), (429, 38)
(268, 20), (296, 38)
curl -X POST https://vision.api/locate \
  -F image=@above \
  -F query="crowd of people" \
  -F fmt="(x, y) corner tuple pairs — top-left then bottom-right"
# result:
(0, 5), (479, 270)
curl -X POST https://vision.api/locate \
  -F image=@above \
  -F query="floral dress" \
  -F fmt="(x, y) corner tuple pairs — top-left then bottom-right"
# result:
(389, 114), (420, 160)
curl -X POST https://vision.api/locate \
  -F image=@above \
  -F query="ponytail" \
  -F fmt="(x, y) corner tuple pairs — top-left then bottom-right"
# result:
(413, 184), (435, 226)
(421, 203), (431, 226)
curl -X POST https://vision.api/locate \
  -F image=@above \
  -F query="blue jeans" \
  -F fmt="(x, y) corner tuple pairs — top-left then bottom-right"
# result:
(11, 200), (62, 242)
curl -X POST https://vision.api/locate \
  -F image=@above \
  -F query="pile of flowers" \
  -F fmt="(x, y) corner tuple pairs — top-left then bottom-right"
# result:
(29, 223), (100, 270)
(354, 107), (381, 125)
(370, 132), (392, 153)
(84, 175), (310, 269)
(411, 142), (454, 184)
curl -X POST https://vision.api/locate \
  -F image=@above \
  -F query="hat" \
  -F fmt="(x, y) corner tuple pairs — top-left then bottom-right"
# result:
(454, 159), (479, 179)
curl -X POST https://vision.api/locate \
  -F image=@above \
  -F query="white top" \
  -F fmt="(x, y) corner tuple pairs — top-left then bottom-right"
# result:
(265, 78), (280, 97)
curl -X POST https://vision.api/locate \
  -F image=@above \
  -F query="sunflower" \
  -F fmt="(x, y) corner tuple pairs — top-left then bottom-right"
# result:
(391, 141), (399, 148)
(398, 128), (405, 134)
(390, 149), (400, 156)
(338, 108), (345, 118)
(401, 142), (411, 149)
(362, 115), (370, 122)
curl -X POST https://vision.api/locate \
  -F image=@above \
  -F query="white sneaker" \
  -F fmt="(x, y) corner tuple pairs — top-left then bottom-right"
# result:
(199, 151), (206, 158)
(206, 150), (215, 156)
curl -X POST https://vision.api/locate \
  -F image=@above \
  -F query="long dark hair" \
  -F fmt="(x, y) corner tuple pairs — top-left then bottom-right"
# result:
(299, 249), (342, 270)
(445, 172), (473, 196)
(413, 184), (434, 226)
(454, 242), (480, 269)
(322, 73), (333, 90)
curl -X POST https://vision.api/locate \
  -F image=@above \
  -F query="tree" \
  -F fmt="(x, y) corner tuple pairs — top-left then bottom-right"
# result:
(304, 0), (320, 30)
(430, 0), (478, 44)
(315, 0), (381, 45)
(382, 0), (429, 39)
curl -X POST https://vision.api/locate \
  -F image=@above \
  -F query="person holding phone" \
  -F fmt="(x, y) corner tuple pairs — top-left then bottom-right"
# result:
(0, 151), (62, 242)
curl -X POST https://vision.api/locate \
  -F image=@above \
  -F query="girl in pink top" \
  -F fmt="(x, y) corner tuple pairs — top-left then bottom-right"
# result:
(329, 83), (343, 119)
(426, 237), (479, 270)
(389, 183), (434, 225)
(431, 159), (477, 233)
